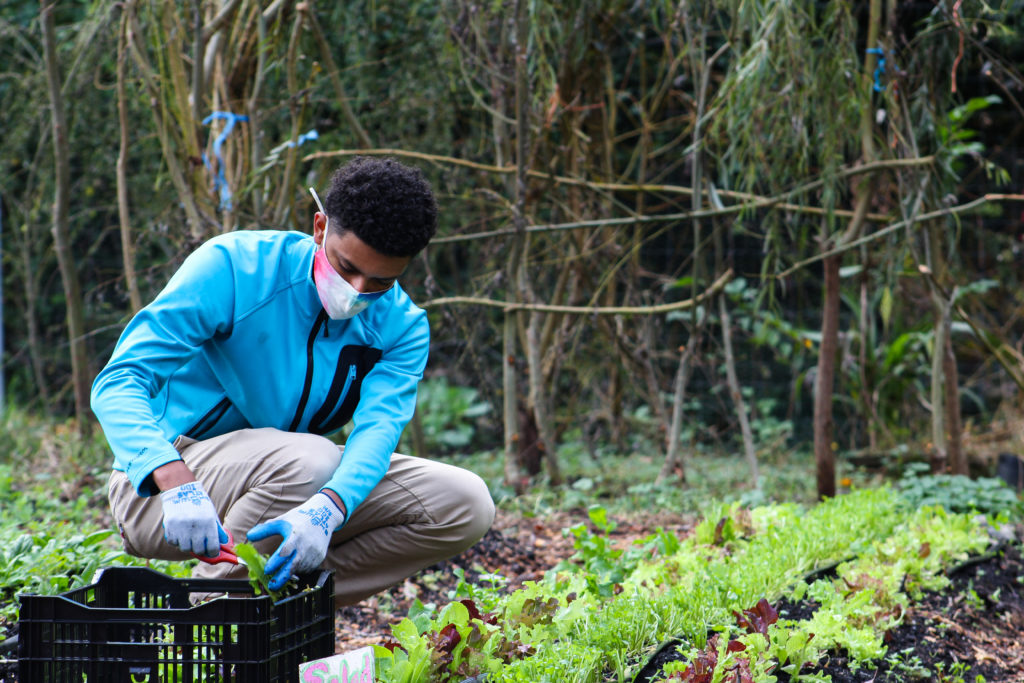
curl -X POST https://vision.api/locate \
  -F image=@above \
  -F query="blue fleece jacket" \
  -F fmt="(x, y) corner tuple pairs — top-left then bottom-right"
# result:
(90, 229), (429, 517)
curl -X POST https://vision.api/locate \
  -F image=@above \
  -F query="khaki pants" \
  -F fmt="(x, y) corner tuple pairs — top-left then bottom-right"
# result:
(108, 427), (495, 606)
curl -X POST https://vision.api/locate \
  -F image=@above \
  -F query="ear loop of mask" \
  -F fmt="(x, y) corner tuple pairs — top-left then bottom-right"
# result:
(309, 187), (328, 234)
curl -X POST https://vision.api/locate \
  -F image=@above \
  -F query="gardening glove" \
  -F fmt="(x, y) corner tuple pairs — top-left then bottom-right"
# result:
(246, 492), (346, 590)
(159, 481), (228, 557)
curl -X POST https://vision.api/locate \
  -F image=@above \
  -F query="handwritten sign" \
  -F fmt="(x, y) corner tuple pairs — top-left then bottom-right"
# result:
(298, 646), (375, 683)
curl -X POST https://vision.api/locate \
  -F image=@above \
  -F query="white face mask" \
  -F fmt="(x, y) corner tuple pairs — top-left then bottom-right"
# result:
(309, 187), (389, 320)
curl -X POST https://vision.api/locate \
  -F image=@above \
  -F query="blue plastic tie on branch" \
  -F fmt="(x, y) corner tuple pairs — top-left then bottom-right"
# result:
(866, 47), (886, 92)
(202, 111), (249, 210)
(285, 130), (319, 148)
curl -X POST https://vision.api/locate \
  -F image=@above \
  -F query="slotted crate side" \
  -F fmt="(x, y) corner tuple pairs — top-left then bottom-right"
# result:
(19, 567), (333, 683)
(18, 597), (274, 681)
(269, 571), (336, 677)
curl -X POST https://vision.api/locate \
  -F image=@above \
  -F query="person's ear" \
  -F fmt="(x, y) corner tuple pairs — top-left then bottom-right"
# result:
(313, 212), (327, 244)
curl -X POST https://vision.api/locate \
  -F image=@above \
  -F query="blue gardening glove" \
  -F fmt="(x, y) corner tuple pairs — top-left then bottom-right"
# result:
(247, 492), (346, 590)
(159, 481), (228, 557)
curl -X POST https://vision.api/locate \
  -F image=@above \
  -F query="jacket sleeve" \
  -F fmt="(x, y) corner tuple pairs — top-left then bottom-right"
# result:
(90, 242), (236, 496)
(321, 311), (429, 516)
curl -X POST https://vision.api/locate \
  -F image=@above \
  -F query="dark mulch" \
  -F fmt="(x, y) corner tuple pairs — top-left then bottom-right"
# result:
(796, 542), (1024, 683)
(635, 543), (1024, 683)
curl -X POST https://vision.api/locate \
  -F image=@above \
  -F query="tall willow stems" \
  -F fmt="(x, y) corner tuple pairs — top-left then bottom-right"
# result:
(116, 9), (142, 314)
(41, 0), (91, 427)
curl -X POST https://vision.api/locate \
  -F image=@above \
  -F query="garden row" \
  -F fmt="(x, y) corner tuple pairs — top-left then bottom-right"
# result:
(372, 485), (1013, 682)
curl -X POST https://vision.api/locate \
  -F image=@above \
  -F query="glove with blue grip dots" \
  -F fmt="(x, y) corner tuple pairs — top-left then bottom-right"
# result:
(159, 481), (228, 557)
(247, 492), (346, 590)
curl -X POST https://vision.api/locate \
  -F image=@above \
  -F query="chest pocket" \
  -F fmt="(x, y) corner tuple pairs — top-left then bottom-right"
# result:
(307, 344), (383, 435)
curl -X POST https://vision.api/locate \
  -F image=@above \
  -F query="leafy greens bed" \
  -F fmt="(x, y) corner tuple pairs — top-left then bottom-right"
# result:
(0, 465), (190, 634)
(0, 461), (1013, 683)
(373, 487), (1002, 683)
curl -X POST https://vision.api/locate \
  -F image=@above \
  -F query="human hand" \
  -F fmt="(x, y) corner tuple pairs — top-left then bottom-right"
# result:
(159, 481), (228, 557)
(246, 492), (346, 590)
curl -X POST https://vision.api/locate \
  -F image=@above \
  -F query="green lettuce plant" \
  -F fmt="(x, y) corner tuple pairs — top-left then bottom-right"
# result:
(232, 541), (295, 602)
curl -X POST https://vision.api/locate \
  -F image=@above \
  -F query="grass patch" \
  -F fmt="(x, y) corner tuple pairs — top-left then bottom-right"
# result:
(438, 441), (886, 520)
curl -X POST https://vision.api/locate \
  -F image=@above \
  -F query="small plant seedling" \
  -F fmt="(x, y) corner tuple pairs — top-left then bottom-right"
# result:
(886, 648), (932, 680)
(232, 542), (294, 601)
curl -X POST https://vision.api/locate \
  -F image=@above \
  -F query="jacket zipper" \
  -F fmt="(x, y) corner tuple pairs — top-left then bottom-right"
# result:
(287, 310), (328, 432)
(341, 365), (356, 403)
(185, 397), (231, 440)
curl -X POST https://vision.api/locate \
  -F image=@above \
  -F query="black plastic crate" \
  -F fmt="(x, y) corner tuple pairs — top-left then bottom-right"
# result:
(18, 566), (335, 682)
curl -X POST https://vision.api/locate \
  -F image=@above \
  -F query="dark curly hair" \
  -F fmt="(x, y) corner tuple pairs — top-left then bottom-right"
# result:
(324, 156), (438, 257)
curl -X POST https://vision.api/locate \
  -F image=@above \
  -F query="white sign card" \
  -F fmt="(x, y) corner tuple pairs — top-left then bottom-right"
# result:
(298, 646), (375, 683)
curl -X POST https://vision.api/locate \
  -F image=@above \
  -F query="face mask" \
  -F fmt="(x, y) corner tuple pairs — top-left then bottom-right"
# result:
(309, 187), (390, 320)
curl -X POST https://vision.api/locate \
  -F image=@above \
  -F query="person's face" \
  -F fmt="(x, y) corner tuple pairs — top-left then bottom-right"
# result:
(313, 212), (411, 294)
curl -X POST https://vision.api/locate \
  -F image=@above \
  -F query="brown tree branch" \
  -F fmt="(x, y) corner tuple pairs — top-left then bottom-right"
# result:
(424, 269), (732, 315)
(778, 194), (1024, 279)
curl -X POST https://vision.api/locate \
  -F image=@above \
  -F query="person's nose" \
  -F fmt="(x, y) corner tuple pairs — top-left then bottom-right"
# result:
(344, 272), (373, 294)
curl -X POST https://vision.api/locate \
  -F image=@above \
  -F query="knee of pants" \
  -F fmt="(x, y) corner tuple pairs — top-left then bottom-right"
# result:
(445, 468), (495, 546)
(267, 433), (342, 491)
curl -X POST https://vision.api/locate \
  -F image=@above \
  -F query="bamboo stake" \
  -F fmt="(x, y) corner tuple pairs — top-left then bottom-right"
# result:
(502, 314), (520, 491)
(116, 8), (142, 313)
(923, 190), (965, 473)
(601, 51), (624, 448)
(657, 342), (695, 484)
(814, 251), (841, 500)
(190, 0), (203, 128)
(161, 2), (205, 206)
(942, 335), (965, 474)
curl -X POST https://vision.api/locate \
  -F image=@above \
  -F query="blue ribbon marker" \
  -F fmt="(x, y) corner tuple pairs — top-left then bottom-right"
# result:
(286, 129), (319, 148)
(866, 47), (886, 92)
(202, 111), (249, 210)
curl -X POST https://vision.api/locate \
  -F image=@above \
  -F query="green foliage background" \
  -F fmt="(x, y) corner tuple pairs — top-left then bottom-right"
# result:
(2, 0), (1024, 473)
